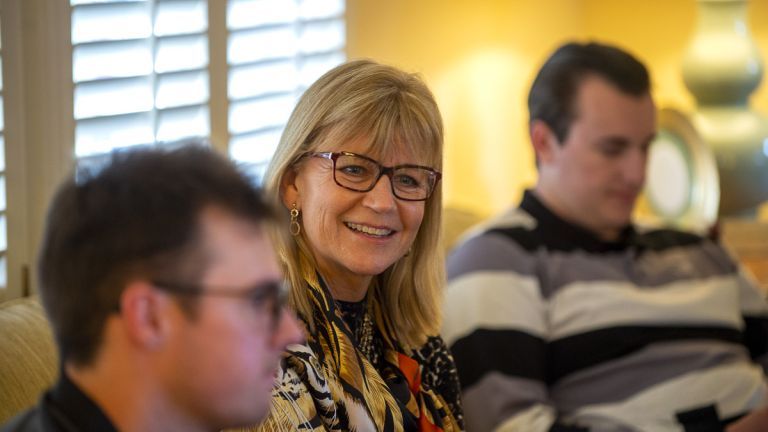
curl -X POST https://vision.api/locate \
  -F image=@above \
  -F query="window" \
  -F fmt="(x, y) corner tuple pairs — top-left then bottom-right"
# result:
(226, 0), (345, 179)
(71, 0), (210, 166)
(0, 1), (348, 298)
(69, 0), (345, 179)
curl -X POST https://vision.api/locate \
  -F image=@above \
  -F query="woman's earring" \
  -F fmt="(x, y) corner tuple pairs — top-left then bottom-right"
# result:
(290, 203), (301, 236)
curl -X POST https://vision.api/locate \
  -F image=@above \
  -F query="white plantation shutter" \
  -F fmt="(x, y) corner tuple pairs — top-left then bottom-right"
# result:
(70, 0), (345, 178)
(71, 0), (210, 165)
(0, 0), (346, 298)
(226, 0), (345, 180)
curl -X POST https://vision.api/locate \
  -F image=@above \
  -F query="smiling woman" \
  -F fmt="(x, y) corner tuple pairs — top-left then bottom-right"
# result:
(253, 59), (463, 431)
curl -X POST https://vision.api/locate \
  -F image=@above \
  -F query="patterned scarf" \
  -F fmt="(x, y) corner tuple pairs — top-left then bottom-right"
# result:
(254, 276), (461, 432)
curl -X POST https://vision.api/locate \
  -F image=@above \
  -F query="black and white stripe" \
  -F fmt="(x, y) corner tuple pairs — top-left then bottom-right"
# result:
(444, 191), (768, 432)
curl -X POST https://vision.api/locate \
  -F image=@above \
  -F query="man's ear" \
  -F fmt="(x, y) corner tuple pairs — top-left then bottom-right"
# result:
(280, 167), (299, 210)
(530, 120), (559, 165)
(118, 281), (172, 351)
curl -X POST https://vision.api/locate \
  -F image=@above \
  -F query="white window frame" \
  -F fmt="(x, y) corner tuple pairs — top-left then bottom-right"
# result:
(0, 0), (74, 301)
(0, 0), (345, 300)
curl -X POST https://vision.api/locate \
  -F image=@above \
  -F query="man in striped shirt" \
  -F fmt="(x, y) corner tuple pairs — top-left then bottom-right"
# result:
(444, 41), (768, 432)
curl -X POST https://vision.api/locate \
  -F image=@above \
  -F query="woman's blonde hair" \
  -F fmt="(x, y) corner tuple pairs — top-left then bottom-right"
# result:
(264, 59), (444, 350)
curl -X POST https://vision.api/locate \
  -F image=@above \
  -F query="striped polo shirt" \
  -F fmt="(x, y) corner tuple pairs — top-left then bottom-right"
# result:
(444, 190), (768, 432)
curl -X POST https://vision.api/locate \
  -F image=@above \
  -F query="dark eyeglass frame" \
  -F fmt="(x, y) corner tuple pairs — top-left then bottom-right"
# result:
(304, 151), (442, 202)
(151, 279), (288, 330)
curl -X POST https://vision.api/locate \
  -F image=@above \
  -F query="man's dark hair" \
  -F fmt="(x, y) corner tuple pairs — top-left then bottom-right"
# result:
(38, 143), (275, 366)
(528, 41), (651, 142)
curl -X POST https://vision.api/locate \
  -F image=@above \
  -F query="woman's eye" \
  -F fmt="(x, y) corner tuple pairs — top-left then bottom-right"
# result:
(340, 165), (369, 176)
(395, 174), (420, 188)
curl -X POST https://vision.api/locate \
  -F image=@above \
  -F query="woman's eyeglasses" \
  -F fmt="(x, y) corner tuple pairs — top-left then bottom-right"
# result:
(305, 151), (441, 201)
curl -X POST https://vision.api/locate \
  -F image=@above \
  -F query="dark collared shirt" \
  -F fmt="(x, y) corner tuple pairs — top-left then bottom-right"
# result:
(1, 372), (117, 432)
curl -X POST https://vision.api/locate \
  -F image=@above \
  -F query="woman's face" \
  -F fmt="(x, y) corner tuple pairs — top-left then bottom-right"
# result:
(282, 137), (430, 293)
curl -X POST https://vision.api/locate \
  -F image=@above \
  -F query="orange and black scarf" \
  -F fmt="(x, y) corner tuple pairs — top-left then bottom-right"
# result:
(254, 276), (462, 432)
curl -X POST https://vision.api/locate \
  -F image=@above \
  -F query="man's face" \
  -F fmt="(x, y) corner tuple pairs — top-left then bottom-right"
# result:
(537, 75), (656, 240)
(161, 206), (303, 430)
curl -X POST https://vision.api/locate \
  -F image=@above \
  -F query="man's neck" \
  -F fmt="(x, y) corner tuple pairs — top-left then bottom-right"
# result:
(65, 360), (209, 432)
(532, 185), (622, 242)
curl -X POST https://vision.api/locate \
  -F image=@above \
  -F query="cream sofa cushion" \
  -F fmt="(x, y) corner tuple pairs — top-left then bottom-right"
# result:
(0, 297), (58, 423)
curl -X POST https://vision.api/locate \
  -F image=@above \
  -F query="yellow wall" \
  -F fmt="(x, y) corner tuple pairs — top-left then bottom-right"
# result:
(347, 0), (768, 220)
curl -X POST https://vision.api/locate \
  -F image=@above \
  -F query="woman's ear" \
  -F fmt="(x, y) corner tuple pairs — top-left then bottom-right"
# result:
(280, 167), (299, 210)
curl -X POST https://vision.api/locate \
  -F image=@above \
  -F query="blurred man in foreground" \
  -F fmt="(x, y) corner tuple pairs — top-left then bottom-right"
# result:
(2, 144), (303, 432)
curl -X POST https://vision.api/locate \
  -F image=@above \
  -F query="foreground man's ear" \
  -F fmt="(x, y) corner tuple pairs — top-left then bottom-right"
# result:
(118, 281), (173, 351)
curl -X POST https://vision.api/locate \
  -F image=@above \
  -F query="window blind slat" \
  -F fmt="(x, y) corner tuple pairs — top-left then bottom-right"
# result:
(229, 93), (296, 134)
(156, 105), (210, 142)
(73, 40), (152, 82)
(299, 52), (345, 87)
(155, 34), (209, 73)
(229, 128), (282, 164)
(228, 26), (298, 65)
(0, 135), (5, 172)
(0, 177), (5, 213)
(75, 77), (154, 119)
(228, 60), (298, 99)
(227, 0), (298, 30)
(72, 0), (147, 5)
(298, 0), (344, 20)
(299, 19), (344, 55)
(0, 215), (7, 252)
(155, 0), (207, 36)
(75, 113), (154, 157)
(72, 3), (152, 44)
(156, 70), (209, 109)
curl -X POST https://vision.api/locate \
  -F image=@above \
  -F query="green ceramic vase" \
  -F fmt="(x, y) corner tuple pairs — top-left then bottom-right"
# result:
(682, 0), (768, 216)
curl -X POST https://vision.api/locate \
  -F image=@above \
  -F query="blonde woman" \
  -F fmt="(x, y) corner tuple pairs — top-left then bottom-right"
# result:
(257, 59), (463, 431)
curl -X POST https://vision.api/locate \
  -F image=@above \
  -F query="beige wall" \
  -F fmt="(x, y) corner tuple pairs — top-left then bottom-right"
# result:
(347, 0), (768, 220)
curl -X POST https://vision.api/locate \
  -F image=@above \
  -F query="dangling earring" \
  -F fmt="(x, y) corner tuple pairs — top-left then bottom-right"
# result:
(289, 203), (301, 236)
